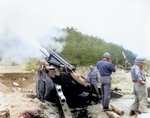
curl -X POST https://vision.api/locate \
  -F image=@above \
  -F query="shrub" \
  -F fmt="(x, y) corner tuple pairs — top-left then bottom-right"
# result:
(25, 58), (40, 71)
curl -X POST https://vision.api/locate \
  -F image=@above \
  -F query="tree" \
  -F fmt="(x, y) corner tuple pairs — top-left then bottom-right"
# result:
(55, 27), (136, 66)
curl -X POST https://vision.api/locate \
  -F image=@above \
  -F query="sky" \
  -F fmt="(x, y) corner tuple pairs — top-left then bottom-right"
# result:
(0, 0), (150, 63)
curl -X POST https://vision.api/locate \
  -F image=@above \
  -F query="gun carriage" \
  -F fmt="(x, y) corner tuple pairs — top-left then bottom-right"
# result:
(42, 49), (91, 105)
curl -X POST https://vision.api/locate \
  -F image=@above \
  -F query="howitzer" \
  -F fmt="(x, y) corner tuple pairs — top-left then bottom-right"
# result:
(39, 49), (91, 117)
(40, 49), (90, 87)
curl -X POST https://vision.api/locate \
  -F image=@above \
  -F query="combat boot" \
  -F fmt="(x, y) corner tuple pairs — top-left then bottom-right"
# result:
(103, 108), (113, 112)
(129, 110), (135, 116)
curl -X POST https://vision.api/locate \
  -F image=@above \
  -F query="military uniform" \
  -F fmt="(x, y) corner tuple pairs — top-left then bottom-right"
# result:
(87, 66), (100, 102)
(36, 63), (55, 101)
(97, 53), (116, 110)
(130, 64), (147, 113)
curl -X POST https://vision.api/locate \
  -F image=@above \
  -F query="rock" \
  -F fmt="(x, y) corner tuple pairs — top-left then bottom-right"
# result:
(0, 74), (3, 76)
(23, 78), (25, 80)
(13, 82), (19, 87)
(18, 88), (22, 91)
(29, 90), (33, 93)
(34, 98), (39, 101)
(148, 98), (150, 103)
(0, 110), (10, 118)
(11, 105), (16, 108)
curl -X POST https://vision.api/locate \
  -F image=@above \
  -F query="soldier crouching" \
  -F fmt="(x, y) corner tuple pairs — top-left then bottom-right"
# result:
(36, 60), (55, 102)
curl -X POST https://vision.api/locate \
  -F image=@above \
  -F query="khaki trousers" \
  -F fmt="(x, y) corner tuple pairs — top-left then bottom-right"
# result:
(131, 82), (147, 113)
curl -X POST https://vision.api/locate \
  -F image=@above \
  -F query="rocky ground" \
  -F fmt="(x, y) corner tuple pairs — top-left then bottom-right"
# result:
(0, 65), (150, 118)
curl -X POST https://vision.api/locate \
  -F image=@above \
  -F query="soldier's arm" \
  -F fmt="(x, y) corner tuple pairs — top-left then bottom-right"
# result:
(135, 67), (144, 84)
(139, 80), (145, 84)
(109, 63), (116, 72)
(38, 64), (45, 72)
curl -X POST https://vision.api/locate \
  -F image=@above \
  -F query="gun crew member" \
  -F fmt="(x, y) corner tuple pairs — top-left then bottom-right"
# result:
(97, 52), (116, 111)
(87, 65), (101, 104)
(129, 57), (147, 116)
(36, 60), (55, 102)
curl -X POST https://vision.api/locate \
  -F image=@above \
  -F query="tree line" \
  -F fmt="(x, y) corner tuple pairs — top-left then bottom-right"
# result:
(54, 27), (137, 67)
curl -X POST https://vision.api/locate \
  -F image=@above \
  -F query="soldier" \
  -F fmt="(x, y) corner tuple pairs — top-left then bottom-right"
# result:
(129, 57), (147, 116)
(97, 52), (116, 111)
(87, 65), (101, 104)
(36, 60), (55, 101)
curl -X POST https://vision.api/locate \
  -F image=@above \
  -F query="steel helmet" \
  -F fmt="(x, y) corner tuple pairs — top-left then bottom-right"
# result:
(103, 52), (110, 59)
(135, 57), (145, 63)
(89, 65), (94, 71)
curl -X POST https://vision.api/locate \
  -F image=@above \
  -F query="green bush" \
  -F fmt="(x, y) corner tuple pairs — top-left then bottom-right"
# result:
(144, 60), (150, 72)
(25, 58), (40, 72)
(57, 27), (136, 66)
(11, 62), (19, 66)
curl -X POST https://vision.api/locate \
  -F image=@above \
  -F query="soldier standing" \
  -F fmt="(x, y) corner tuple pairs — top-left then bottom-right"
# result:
(97, 52), (116, 111)
(87, 65), (101, 104)
(129, 57), (147, 116)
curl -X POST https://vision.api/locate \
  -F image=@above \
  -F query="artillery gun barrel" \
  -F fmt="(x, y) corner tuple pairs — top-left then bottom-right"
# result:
(47, 49), (70, 66)
(39, 49), (48, 57)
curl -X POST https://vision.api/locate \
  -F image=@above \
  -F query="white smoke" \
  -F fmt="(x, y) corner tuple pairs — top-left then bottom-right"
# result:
(0, 26), (67, 64)
(0, 0), (68, 64)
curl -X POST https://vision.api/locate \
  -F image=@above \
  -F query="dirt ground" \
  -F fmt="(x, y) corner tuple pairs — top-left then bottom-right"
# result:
(0, 65), (60, 118)
(0, 65), (150, 118)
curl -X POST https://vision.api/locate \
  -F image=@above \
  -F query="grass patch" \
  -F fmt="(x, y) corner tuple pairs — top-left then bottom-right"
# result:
(11, 62), (19, 66)
(25, 58), (40, 72)
(144, 60), (150, 72)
